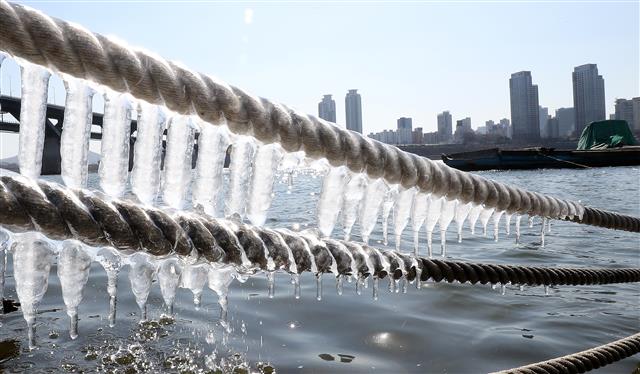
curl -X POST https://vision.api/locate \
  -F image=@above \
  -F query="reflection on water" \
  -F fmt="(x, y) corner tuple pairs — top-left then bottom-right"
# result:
(0, 166), (639, 373)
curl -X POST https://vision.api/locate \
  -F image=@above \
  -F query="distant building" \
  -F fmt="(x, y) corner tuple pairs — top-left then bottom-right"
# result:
(615, 97), (640, 131)
(555, 107), (575, 138)
(476, 125), (487, 135)
(572, 64), (605, 135)
(510, 71), (540, 142)
(345, 89), (363, 133)
(437, 111), (453, 143)
(499, 118), (511, 138)
(454, 117), (472, 142)
(423, 131), (439, 144)
(412, 127), (423, 144)
(396, 117), (413, 144)
(539, 106), (550, 138)
(368, 129), (396, 144)
(547, 117), (560, 139)
(318, 94), (336, 122)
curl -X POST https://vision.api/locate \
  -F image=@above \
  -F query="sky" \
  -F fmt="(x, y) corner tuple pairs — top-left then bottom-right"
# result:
(1, 0), (639, 158)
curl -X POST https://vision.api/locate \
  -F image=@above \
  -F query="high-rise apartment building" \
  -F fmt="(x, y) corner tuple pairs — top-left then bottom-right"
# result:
(572, 64), (605, 135)
(318, 94), (336, 122)
(555, 107), (576, 138)
(437, 111), (453, 143)
(509, 71), (540, 141)
(396, 117), (413, 144)
(614, 98), (640, 131)
(345, 89), (363, 133)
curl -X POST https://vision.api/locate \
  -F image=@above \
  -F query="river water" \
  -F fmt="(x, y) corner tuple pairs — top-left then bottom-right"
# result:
(0, 165), (638, 373)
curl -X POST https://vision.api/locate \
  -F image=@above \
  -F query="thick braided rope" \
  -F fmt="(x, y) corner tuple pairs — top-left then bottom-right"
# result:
(1, 1), (638, 232)
(494, 332), (640, 374)
(1, 174), (638, 286)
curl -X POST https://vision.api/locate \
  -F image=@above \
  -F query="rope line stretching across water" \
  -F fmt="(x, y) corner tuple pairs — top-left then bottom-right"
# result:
(1, 173), (638, 287)
(0, 0), (638, 233)
(494, 332), (640, 374)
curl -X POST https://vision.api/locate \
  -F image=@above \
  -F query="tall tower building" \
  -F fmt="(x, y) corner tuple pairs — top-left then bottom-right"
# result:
(572, 64), (605, 135)
(437, 111), (453, 143)
(396, 117), (413, 144)
(509, 71), (540, 142)
(345, 89), (363, 133)
(317, 94), (336, 122)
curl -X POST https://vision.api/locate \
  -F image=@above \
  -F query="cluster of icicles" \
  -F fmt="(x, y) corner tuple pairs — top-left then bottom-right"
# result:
(1, 56), (563, 349)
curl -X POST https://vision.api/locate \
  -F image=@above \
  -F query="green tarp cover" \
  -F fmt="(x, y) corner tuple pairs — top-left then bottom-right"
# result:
(577, 120), (638, 150)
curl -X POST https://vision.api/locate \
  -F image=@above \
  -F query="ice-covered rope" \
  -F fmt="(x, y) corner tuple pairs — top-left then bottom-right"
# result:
(1, 173), (638, 287)
(1, 0), (639, 232)
(494, 332), (640, 374)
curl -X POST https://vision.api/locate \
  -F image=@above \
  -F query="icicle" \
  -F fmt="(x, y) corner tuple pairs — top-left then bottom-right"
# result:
(515, 215), (522, 244)
(57, 240), (92, 339)
(342, 173), (368, 241)
(500, 284), (506, 295)
(225, 136), (256, 218)
(410, 192), (429, 255)
(438, 199), (457, 257)
(267, 271), (275, 298)
(336, 274), (344, 295)
(547, 219), (552, 234)
(207, 265), (236, 323)
(454, 202), (473, 243)
(131, 102), (166, 204)
(372, 275), (379, 301)
(492, 210), (505, 242)
(18, 62), (51, 179)
(0, 229), (9, 315)
(540, 217), (547, 247)
(467, 204), (483, 235)
(424, 195), (443, 258)
(12, 233), (55, 349)
(528, 216), (534, 228)
(519, 285), (524, 292)
(95, 247), (121, 327)
(316, 273), (323, 301)
(128, 253), (157, 321)
(504, 213), (513, 236)
(381, 185), (399, 245)
(479, 207), (495, 237)
(544, 285), (550, 296)
(293, 274), (300, 299)
(162, 116), (198, 209)
(60, 78), (95, 188)
(180, 263), (210, 309)
(192, 124), (230, 216)
(359, 178), (388, 244)
(158, 258), (182, 315)
(99, 91), (132, 197)
(393, 187), (416, 250)
(316, 166), (350, 237)
(247, 144), (283, 226)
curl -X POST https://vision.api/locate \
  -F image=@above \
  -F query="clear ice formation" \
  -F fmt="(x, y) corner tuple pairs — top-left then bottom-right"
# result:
(60, 78), (95, 188)
(316, 166), (350, 238)
(128, 252), (158, 321)
(193, 124), (230, 217)
(247, 143), (283, 226)
(162, 116), (198, 209)
(424, 195), (443, 257)
(410, 192), (429, 254)
(341, 173), (368, 240)
(454, 202), (473, 243)
(492, 210), (505, 242)
(358, 178), (388, 244)
(225, 136), (256, 218)
(57, 240), (92, 339)
(180, 263), (210, 308)
(0, 229), (9, 315)
(18, 61), (51, 179)
(479, 207), (495, 237)
(438, 198), (457, 257)
(208, 265), (237, 322)
(131, 102), (166, 205)
(381, 185), (399, 246)
(515, 215), (522, 244)
(467, 204), (483, 235)
(12, 232), (55, 349)
(99, 91), (132, 197)
(158, 258), (183, 314)
(95, 246), (122, 327)
(393, 187), (416, 250)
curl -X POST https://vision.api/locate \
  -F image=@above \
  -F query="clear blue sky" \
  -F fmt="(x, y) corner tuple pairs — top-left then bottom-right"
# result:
(1, 0), (639, 158)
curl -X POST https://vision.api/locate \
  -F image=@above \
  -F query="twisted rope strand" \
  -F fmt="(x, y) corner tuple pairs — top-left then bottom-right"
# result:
(494, 332), (640, 374)
(1, 174), (638, 287)
(1, 1), (638, 232)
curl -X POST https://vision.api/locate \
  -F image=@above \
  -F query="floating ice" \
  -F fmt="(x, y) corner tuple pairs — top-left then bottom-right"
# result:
(12, 232), (55, 349)
(162, 116), (198, 209)
(381, 185), (399, 245)
(192, 124), (230, 217)
(247, 144), (283, 226)
(128, 252), (158, 321)
(410, 192), (429, 255)
(57, 240), (92, 339)
(157, 258), (183, 315)
(341, 173), (368, 240)
(317, 166), (350, 237)
(99, 91), (132, 197)
(60, 78), (95, 188)
(454, 202), (473, 243)
(225, 136), (256, 218)
(424, 195), (443, 258)
(131, 102), (166, 204)
(359, 178), (387, 244)
(393, 187), (416, 250)
(18, 61), (51, 179)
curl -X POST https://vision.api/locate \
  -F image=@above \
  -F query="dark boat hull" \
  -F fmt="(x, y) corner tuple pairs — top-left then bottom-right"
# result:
(442, 147), (640, 171)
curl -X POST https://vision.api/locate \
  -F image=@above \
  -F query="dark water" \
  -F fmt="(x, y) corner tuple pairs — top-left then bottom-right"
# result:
(1, 166), (639, 373)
